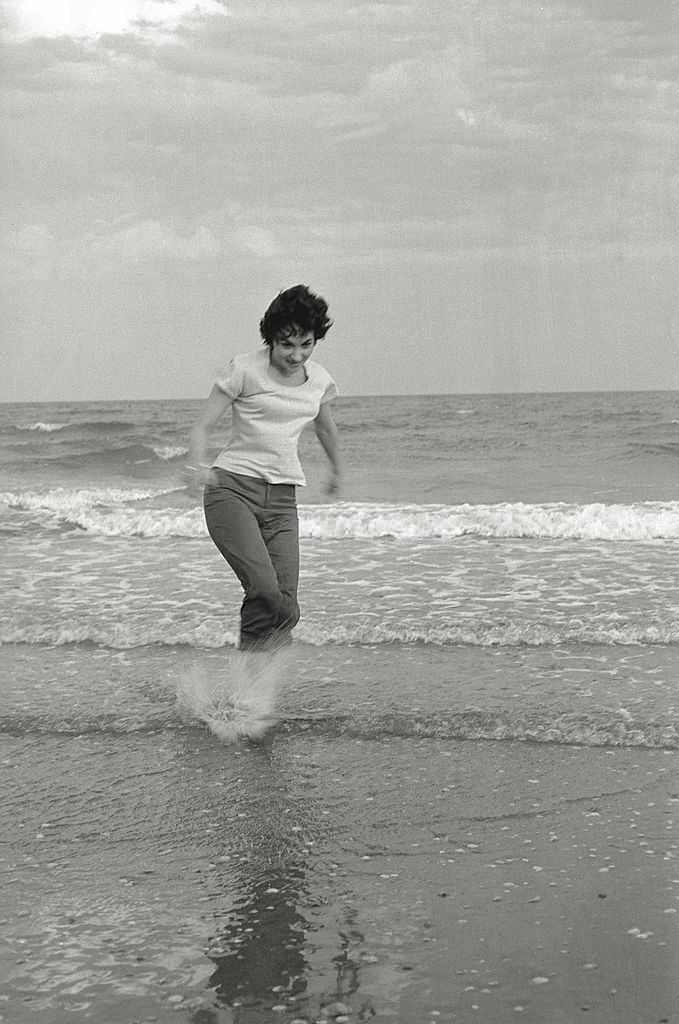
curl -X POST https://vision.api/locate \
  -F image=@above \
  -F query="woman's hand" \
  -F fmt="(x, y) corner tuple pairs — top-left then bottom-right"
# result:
(314, 403), (342, 499)
(183, 463), (216, 497)
(324, 468), (342, 497)
(186, 385), (232, 497)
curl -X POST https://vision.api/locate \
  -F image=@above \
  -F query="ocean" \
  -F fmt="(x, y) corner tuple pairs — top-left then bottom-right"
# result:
(2, 389), (678, 1022)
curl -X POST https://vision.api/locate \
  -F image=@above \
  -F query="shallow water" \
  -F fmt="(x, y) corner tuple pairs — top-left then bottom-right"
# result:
(3, 531), (678, 648)
(1, 641), (677, 749)
(3, 721), (678, 1023)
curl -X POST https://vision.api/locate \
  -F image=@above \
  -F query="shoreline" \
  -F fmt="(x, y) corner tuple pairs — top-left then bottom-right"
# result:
(3, 725), (677, 1024)
(1, 640), (677, 750)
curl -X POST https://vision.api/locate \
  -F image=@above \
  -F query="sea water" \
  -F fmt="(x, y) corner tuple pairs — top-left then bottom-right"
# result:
(1, 390), (678, 1021)
(1, 390), (677, 744)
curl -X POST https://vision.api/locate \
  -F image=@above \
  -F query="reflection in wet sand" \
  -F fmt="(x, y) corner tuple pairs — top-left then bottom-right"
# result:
(192, 737), (379, 1022)
(207, 867), (310, 1012)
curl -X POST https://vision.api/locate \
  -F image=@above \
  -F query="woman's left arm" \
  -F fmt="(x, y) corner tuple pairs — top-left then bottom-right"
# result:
(313, 402), (343, 496)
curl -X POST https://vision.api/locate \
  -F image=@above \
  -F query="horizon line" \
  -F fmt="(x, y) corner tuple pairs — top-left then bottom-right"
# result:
(1, 386), (679, 406)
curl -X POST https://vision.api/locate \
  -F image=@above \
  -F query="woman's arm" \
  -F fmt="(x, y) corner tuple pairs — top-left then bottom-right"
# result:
(187, 384), (232, 486)
(313, 402), (342, 496)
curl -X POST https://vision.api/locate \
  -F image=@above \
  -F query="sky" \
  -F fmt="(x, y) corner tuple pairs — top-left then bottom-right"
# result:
(1, 0), (678, 401)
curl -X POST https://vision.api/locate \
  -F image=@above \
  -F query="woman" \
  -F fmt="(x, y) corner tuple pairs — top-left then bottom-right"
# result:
(189, 285), (341, 651)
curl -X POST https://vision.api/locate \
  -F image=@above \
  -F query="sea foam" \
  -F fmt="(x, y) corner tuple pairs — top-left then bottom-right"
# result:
(300, 501), (679, 542)
(15, 421), (67, 433)
(151, 445), (188, 461)
(2, 617), (677, 649)
(3, 489), (679, 542)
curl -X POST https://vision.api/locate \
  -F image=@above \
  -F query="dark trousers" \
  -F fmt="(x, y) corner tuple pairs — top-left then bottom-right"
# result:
(204, 469), (300, 651)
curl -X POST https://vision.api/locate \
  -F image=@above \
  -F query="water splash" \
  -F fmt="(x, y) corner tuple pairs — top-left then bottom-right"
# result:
(176, 648), (289, 742)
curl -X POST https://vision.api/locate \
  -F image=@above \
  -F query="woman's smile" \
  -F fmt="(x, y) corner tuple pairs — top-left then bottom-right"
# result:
(270, 330), (316, 377)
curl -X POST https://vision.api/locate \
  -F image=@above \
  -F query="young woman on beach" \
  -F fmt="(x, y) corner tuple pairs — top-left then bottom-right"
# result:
(188, 285), (341, 652)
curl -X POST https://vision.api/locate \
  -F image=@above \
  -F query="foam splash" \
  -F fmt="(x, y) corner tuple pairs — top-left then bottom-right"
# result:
(176, 648), (288, 742)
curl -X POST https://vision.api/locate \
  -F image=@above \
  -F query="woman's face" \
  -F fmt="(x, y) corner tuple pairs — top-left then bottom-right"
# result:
(269, 328), (316, 377)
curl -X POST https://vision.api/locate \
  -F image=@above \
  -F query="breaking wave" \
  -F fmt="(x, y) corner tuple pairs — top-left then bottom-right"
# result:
(3, 489), (679, 542)
(14, 421), (68, 433)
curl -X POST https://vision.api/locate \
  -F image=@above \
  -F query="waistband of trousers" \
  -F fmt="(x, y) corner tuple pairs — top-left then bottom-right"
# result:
(207, 468), (297, 503)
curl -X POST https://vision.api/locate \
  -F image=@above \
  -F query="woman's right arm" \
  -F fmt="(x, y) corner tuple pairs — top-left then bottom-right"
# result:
(187, 384), (232, 488)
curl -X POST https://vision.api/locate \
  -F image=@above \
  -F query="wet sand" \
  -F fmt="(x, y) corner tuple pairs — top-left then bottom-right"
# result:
(2, 714), (678, 1023)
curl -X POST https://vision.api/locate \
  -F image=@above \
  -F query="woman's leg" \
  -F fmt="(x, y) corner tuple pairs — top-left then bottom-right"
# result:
(204, 474), (291, 649)
(260, 505), (300, 646)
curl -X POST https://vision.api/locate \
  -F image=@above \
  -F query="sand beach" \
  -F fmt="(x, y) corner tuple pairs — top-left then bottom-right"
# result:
(2, 642), (678, 1024)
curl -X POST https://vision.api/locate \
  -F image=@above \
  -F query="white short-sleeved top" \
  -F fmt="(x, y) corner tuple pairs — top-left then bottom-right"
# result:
(212, 349), (338, 485)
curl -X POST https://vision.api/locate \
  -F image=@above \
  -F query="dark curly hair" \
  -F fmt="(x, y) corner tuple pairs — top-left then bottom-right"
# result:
(259, 285), (332, 347)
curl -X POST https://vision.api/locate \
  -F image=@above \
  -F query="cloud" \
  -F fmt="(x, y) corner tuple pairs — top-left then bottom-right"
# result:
(0, 220), (57, 280)
(0, 218), (222, 284)
(1, 0), (678, 274)
(7, 221), (54, 250)
(2, 0), (228, 41)
(229, 225), (279, 258)
(1, 1), (678, 400)
(90, 219), (222, 259)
